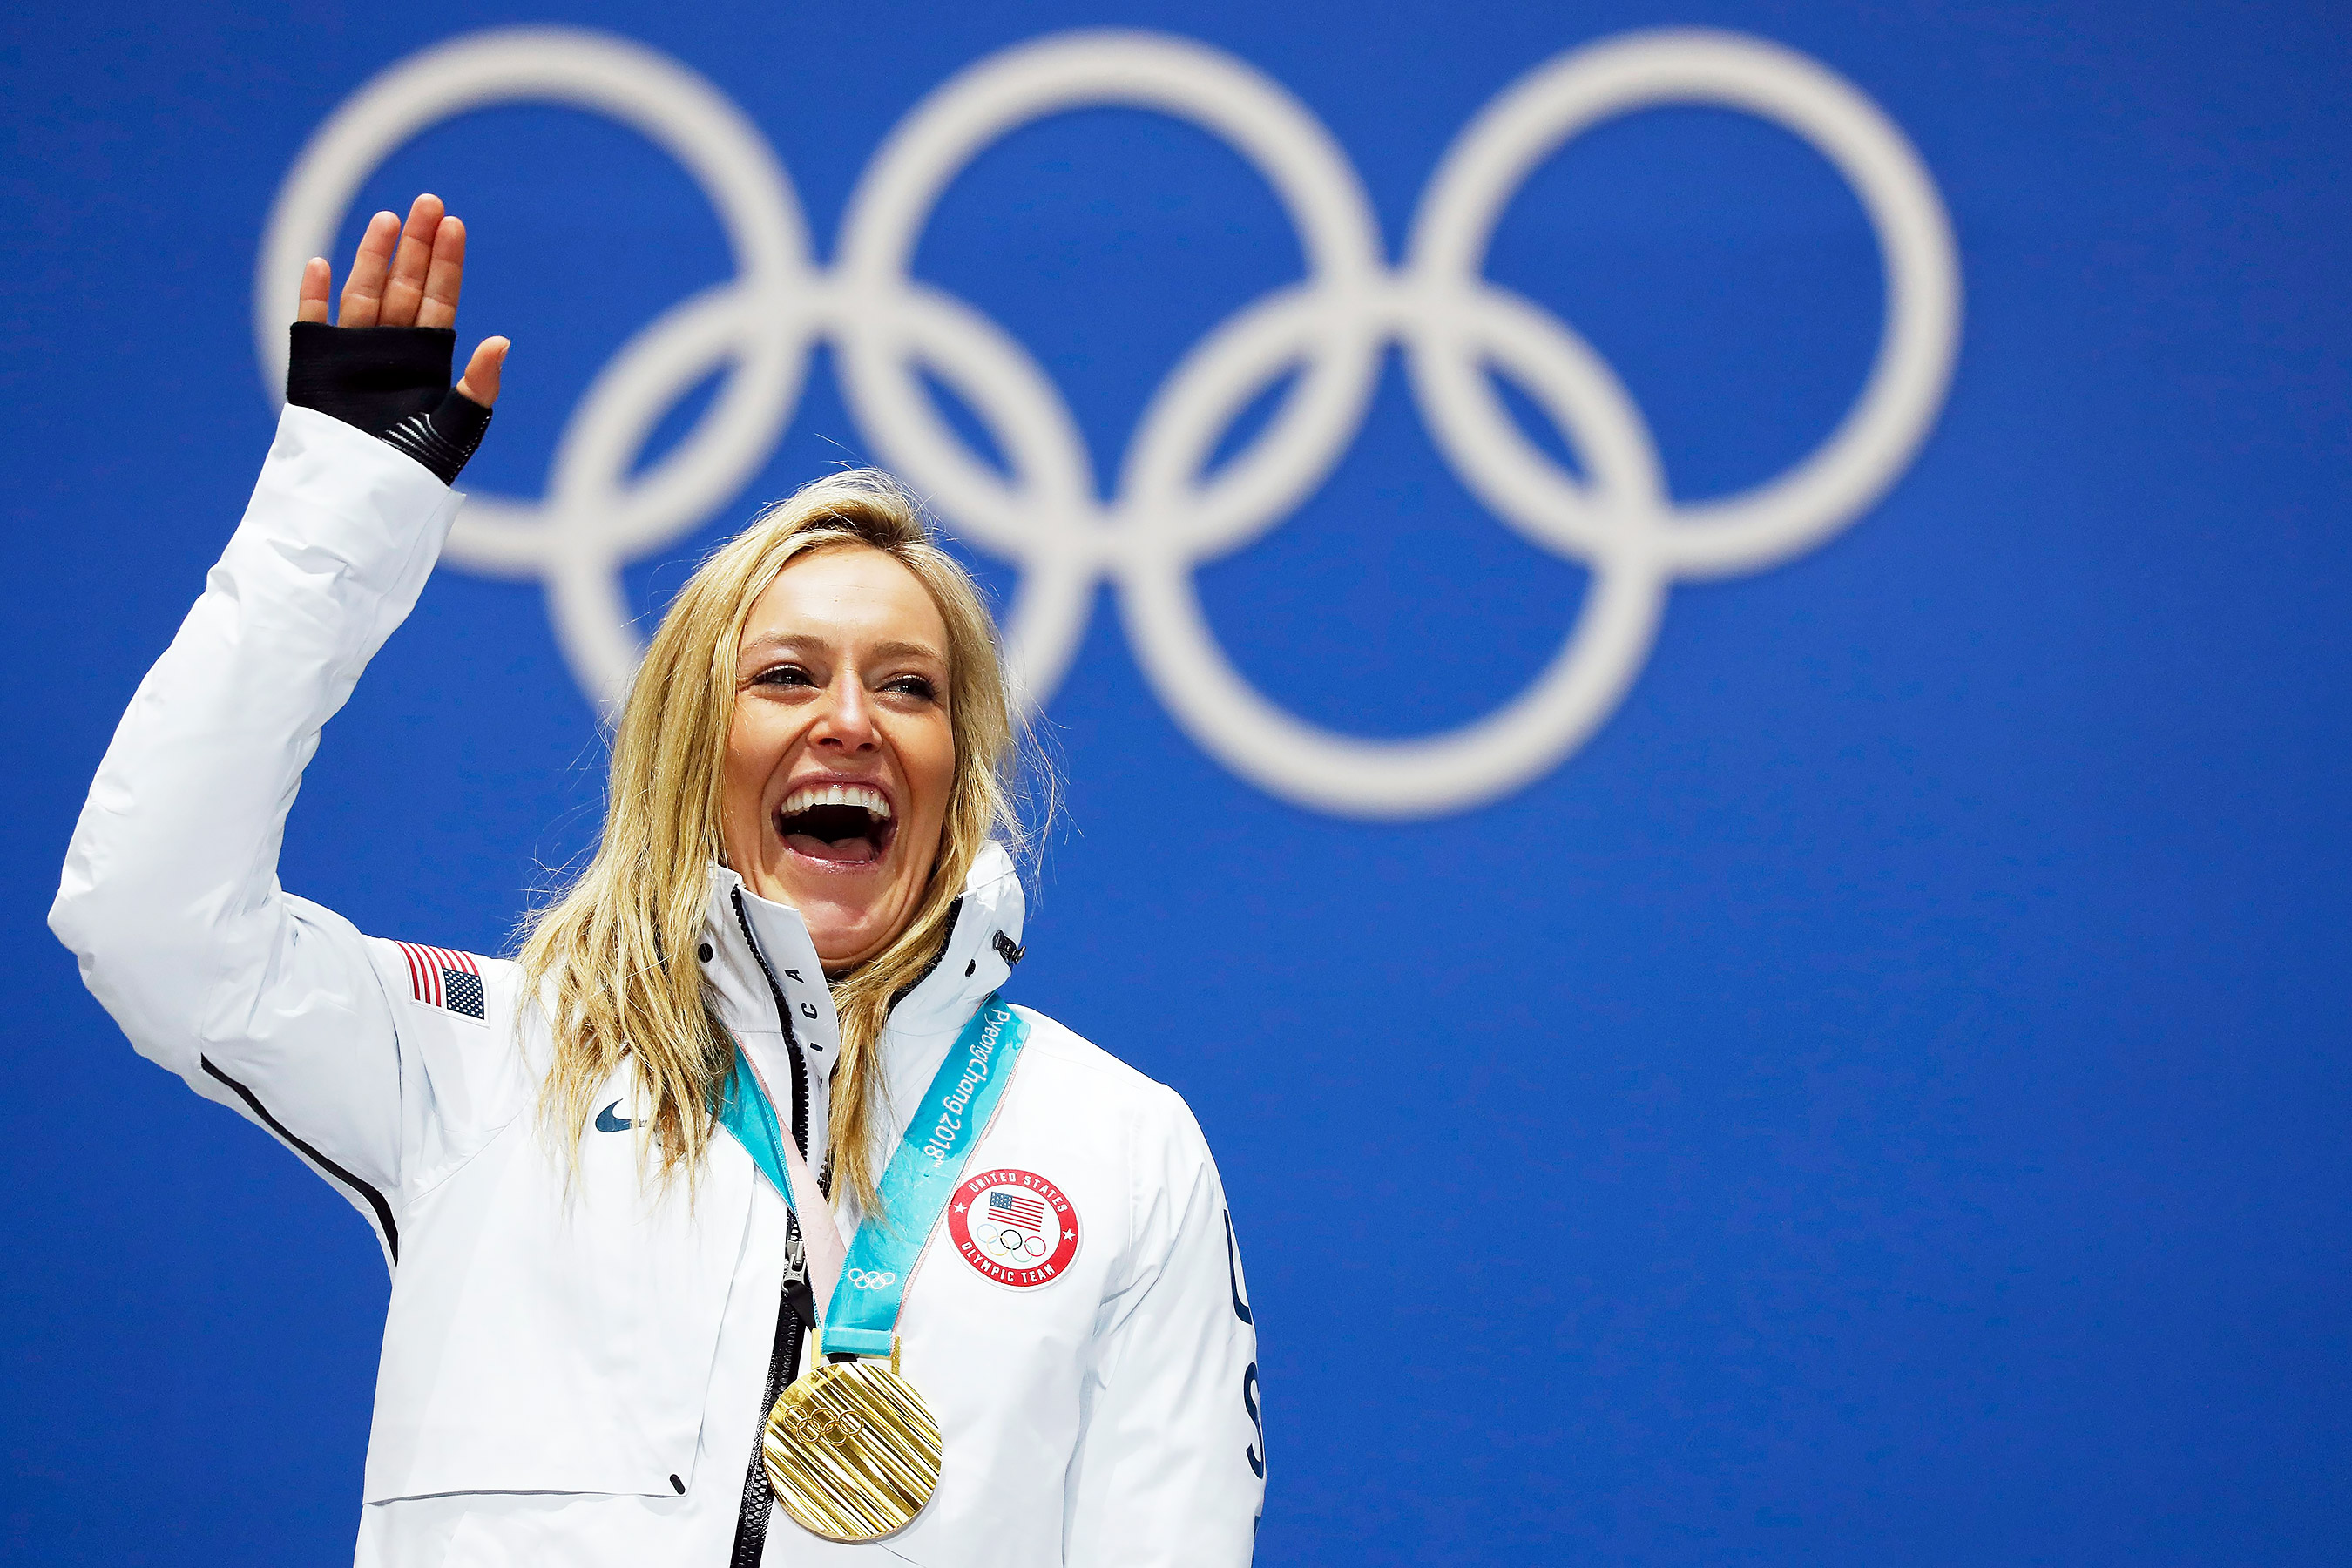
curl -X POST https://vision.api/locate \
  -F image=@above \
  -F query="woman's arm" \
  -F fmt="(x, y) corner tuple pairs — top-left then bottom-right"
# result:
(1062, 1091), (1267, 1565)
(50, 199), (506, 1255)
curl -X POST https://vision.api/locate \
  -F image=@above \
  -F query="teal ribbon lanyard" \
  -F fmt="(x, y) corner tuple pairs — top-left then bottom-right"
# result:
(715, 1049), (798, 1208)
(716, 995), (1031, 1361)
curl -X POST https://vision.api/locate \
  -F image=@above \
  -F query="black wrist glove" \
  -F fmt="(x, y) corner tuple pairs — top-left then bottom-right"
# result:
(286, 321), (493, 486)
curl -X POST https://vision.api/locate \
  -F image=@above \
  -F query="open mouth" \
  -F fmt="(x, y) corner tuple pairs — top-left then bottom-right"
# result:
(774, 781), (896, 867)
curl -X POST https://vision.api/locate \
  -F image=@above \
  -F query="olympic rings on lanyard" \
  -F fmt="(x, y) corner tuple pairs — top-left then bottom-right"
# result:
(255, 25), (1959, 819)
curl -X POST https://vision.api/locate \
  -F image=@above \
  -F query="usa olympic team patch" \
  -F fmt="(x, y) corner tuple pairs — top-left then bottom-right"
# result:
(948, 1168), (1078, 1288)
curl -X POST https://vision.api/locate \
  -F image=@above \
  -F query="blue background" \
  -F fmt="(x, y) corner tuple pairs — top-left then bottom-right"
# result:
(5, 1), (2349, 1562)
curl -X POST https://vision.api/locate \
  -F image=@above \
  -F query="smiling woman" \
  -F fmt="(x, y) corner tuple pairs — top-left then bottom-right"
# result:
(523, 472), (1026, 1220)
(49, 196), (1264, 1565)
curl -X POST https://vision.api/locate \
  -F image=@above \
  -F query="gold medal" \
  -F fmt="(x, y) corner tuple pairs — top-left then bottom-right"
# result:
(762, 1341), (942, 1543)
(740, 1000), (1032, 1543)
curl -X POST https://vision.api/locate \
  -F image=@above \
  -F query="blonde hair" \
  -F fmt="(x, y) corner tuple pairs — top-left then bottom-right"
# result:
(518, 470), (1030, 1213)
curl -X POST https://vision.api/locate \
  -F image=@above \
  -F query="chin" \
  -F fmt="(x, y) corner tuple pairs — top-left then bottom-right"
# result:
(766, 874), (900, 960)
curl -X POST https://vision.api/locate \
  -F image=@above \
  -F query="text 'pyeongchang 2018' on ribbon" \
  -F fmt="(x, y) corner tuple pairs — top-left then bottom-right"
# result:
(921, 1006), (1008, 1166)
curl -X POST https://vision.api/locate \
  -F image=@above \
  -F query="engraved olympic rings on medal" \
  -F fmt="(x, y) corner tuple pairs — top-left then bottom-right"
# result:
(257, 24), (1959, 818)
(773, 1398), (859, 1448)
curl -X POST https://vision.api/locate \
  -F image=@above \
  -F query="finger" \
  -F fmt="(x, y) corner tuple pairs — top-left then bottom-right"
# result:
(296, 257), (331, 324)
(456, 336), (509, 408)
(416, 215), (465, 330)
(338, 211), (400, 327)
(379, 193), (445, 328)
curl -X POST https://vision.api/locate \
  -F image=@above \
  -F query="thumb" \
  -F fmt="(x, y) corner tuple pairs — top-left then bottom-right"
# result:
(456, 336), (510, 407)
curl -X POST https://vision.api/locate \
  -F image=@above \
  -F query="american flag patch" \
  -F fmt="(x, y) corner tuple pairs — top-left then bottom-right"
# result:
(988, 1191), (1046, 1232)
(394, 943), (485, 1021)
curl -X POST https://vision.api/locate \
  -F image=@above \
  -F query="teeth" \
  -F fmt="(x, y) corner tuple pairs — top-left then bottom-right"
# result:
(779, 782), (892, 820)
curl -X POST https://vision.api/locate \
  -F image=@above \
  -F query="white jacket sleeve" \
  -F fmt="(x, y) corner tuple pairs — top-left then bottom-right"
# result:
(49, 405), (462, 1261)
(1064, 1088), (1267, 1565)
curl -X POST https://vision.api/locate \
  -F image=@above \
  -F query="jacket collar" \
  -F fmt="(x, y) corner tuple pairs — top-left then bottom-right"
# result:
(700, 842), (1027, 1079)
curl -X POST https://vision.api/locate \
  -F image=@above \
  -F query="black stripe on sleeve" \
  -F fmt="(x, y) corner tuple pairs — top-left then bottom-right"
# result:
(200, 1056), (401, 1264)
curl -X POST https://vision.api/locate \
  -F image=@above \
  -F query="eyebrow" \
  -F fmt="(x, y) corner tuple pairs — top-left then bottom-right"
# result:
(738, 632), (946, 665)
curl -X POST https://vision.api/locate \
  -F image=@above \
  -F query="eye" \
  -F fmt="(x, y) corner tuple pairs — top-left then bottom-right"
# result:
(750, 663), (815, 689)
(883, 673), (938, 701)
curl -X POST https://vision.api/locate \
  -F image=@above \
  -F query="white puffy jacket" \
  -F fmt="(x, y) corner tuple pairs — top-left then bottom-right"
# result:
(50, 406), (1266, 1566)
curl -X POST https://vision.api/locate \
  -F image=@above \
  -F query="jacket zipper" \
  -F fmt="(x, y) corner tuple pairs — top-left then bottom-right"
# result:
(728, 889), (817, 1566)
(731, 889), (809, 1151)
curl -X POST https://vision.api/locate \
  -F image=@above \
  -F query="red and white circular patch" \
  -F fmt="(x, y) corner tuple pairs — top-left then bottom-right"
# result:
(948, 1168), (1079, 1288)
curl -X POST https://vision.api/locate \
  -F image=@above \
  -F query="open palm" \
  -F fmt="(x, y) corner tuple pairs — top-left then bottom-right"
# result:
(298, 193), (509, 406)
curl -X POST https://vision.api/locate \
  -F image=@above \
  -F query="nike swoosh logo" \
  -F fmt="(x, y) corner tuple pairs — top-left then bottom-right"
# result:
(595, 1100), (635, 1133)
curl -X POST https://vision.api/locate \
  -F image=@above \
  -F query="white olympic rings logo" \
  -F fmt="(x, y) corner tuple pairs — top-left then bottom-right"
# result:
(256, 24), (1958, 819)
(843, 1267), (897, 1290)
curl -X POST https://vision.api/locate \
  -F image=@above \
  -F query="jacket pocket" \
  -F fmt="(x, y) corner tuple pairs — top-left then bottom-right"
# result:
(361, 1110), (753, 1502)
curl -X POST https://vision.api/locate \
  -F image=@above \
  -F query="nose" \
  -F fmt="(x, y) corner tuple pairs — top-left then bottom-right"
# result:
(808, 669), (879, 754)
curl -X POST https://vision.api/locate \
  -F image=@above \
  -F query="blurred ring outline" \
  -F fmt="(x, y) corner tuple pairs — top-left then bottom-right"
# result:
(256, 24), (1959, 819)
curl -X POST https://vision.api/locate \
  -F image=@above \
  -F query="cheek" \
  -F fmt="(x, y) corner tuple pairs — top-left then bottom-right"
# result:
(908, 719), (958, 834)
(723, 705), (789, 814)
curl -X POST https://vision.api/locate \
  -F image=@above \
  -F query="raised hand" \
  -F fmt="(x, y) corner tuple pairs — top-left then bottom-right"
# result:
(297, 193), (509, 407)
